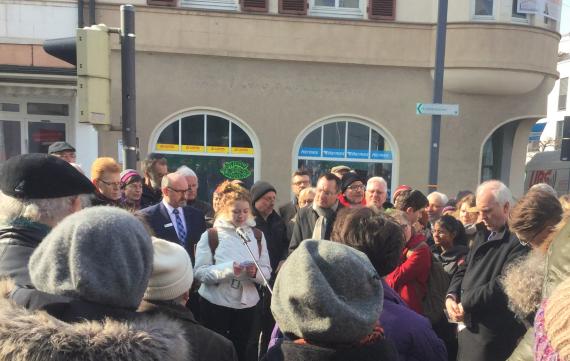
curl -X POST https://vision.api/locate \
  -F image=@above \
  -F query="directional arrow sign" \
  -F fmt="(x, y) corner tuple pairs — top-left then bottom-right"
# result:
(416, 103), (459, 116)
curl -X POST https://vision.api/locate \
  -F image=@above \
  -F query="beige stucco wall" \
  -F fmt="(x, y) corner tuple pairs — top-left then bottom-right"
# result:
(93, 3), (559, 201)
(99, 51), (551, 202)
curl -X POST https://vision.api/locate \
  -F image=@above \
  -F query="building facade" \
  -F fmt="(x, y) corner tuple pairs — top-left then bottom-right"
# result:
(0, 0), (562, 201)
(529, 34), (569, 158)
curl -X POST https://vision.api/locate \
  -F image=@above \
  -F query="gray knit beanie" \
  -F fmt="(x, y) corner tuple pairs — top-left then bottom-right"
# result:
(271, 239), (382, 344)
(250, 181), (276, 205)
(29, 206), (153, 309)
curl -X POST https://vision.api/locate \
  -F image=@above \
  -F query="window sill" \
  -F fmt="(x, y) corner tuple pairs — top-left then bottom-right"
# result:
(511, 16), (529, 24)
(471, 15), (496, 21)
(179, 0), (238, 11)
(309, 6), (364, 19)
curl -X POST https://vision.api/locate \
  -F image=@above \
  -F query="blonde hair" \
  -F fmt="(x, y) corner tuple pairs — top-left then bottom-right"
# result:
(215, 181), (253, 221)
(91, 157), (121, 181)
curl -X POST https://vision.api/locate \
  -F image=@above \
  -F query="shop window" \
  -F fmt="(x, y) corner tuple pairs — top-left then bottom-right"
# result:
(152, 111), (257, 202)
(296, 118), (395, 196)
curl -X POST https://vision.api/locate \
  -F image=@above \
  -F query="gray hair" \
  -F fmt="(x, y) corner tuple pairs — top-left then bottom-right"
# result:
(428, 191), (449, 205)
(0, 191), (84, 227)
(176, 166), (197, 179)
(366, 177), (387, 189)
(476, 180), (512, 207)
(529, 183), (558, 198)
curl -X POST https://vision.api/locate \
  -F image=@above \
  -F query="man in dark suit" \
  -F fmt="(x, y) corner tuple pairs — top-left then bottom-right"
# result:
(445, 180), (528, 361)
(139, 172), (207, 263)
(288, 173), (342, 255)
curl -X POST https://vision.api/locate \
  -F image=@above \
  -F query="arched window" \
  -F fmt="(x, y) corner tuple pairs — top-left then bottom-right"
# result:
(295, 117), (396, 196)
(150, 110), (258, 202)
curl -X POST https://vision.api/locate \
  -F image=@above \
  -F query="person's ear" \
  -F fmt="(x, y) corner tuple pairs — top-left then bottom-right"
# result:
(405, 207), (414, 215)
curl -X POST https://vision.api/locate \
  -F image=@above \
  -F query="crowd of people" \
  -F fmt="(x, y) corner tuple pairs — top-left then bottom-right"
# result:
(0, 143), (569, 361)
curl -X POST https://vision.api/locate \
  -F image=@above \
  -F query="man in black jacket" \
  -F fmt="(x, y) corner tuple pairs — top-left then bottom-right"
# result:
(250, 180), (289, 359)
(0, 154), (95, 287)
(278, 170), (311, 225)
(445, 180), (529, 361)
(288, 173), (342, 254)
(140, 153), (168, 209)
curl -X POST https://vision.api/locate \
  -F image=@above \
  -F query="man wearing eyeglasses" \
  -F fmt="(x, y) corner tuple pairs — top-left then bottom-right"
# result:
(338, 172), (366, 207)
(138, 173), (207, 263)
(278, 170), (311, 225)
(288, 173), (343, 254)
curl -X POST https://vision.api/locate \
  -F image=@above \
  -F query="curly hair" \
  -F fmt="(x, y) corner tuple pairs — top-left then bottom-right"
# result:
(331, 207), (404, 276)
(215, 181), (252, 221)
(500, 250), (546, 319)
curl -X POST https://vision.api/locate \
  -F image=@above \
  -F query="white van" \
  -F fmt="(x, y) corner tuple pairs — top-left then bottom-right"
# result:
(525, 150), (570, 194)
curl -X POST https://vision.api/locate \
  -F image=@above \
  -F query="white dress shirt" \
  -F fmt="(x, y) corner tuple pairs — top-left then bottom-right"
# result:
(162, 199), (187, 241)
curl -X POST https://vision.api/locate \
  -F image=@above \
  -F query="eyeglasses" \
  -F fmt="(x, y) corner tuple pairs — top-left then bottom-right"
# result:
(168, 187), (189, 195)
(518, 225), (554, 247)
(293, 180), (310, 186)
(347, 184), (365, 191)
(316, 188), (336, 197)
(99, 179), (121, 187)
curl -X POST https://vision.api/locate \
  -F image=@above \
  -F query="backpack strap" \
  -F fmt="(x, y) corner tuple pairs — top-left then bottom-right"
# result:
(207, 228), (219, 265)
(252, 227), (263, 258)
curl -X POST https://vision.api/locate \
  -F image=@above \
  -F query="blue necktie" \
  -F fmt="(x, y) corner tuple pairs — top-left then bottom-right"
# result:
(172, 208), (187, 246)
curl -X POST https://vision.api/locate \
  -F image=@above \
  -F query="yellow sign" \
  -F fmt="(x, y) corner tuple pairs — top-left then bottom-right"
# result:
(231, 147), (254, 155)
(182, 145), (206, 152)
(156, 143), (180, 151)
(207, 146), (229, 154)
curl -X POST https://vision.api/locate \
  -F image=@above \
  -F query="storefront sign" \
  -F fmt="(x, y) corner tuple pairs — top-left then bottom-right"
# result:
(346, 149), (370, 159)
(371, 150), (393, 160)
(220, 160), (251, 180)
(182, 145), (206, 152)
(156, 143), (181, 151)
(517, 0), (561, 21)
(207, 146), (229, 154)
(322, 148), (345, 158)
(299, 147), (321, 157)
(231, 147), (254, 155)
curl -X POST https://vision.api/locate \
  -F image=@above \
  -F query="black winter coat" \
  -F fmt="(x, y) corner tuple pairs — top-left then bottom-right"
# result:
(447, 227), (529, 361)
(288, 204), (343, 255)
(0, 223), (50, 286)
(140, 183), (162, 209)
(262, 339), (399, 361)
(139, 300), (238, 361)
(254, 209), (288, 275)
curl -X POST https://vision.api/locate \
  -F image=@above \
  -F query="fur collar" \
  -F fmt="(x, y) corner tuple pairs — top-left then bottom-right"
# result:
(0, 279), (189, 361)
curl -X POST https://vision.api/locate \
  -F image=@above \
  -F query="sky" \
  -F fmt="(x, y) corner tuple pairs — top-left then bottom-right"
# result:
(562, 0), (570, 34)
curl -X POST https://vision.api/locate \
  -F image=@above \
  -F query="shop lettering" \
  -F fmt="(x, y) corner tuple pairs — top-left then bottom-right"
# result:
(530, 170), (553, 186)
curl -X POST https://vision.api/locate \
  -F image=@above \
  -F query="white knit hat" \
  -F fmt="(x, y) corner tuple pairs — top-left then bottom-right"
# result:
(144, 237), (194, 301)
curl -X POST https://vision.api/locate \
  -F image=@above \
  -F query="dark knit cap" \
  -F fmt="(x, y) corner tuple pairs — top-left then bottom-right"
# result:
(341, 172), (364, 193)
(272, 240), (382, 344)
(250, 181), (276, 205)
(48, 141), (75, 154)
(0, 153), (95, 199)
(29, 206), (153, 309)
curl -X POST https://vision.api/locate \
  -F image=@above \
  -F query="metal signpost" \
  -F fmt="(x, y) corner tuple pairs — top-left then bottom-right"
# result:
(427, 0), (449, 194)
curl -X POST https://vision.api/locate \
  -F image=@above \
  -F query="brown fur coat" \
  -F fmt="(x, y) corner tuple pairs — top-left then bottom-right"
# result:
(0, 279), (190, 361)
